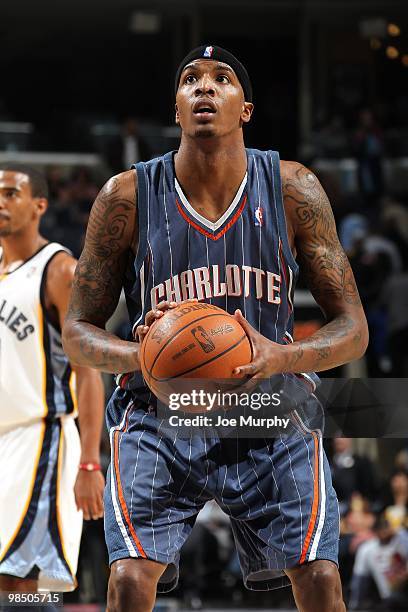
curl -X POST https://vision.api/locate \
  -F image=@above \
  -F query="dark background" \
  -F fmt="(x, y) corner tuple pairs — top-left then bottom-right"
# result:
(1, 0), (408, 156)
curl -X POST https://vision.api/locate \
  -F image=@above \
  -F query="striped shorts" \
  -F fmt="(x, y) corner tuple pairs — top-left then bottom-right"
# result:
(0, 417), (82, 591)
(105, 390), (339, 592)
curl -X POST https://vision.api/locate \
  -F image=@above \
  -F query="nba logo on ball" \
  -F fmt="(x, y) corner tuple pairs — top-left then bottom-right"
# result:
(254, 206), (264, 226)
(203, 46), (214, 58)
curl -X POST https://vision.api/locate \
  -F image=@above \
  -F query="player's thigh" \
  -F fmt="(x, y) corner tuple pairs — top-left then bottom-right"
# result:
(105, 409), (211, 565)
(0, 421), (45, 557)
(219, 433), (339, 569)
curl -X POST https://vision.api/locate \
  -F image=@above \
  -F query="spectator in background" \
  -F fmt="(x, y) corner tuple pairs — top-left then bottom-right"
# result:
(40, 166), (100, 257)
(107, 117), (151, 173)
(46, 166), (67, 200)
(331, 437), (379, 514)
(312, 114), (349, 159)
(353, 108), (384, 209)
(382, 270), (408, 378)
(349, 515), (408, 610)
(348, 223), (402, 375)
(382, 200), (408, 271)
(339, 495), (376, 592)
(69, 167), (99, 204)
(338, 213), (369, 253)
(395, 449), (408, 473)
(384, 470), (408, 531)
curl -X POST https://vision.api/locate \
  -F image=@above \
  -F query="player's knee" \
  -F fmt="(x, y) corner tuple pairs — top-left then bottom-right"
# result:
(302, 561), (340, 595)
(109, 561), (158, 611)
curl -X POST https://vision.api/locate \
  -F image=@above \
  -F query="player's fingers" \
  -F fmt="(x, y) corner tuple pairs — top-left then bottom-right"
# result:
(93, 501), (104, 520)
(144, 301), (177, 327)
(144, 310), (159, 327)
(234, 309), (257, 338)
(156, 301), (177, 311)
(93, 504), (104, 520)
(233, 362), (258, 376)
(79, 500), (91, 521)
(143, 299), (198, 330)
(89, 498), (103, 521)
(74, 493), (81, 512)
(135, 324), (149, 343)
(92, 488), (105, 517)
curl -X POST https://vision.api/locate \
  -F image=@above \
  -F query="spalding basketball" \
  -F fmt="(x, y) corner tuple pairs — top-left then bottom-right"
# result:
(140, 302), (252, 411)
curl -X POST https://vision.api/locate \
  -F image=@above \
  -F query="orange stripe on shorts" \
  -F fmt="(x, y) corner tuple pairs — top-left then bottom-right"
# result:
(299, 431), (320, 564)
(113, 422), (147, 558)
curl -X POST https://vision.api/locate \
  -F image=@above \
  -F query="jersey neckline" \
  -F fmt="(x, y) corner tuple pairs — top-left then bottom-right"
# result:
(0, 242), (50, 278)
(174, 172), (248, 233)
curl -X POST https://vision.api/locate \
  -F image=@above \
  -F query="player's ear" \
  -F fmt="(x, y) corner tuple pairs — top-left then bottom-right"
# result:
(35, 197), (48, 218)
(241, 102), (254, 124)
(175, 104), (180, 125)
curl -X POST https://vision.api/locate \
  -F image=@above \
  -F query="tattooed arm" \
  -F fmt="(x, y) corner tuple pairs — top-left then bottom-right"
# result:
(235, 162), (368, 377)
(280, 161), (368, 371)
(62, 170), (140, 373)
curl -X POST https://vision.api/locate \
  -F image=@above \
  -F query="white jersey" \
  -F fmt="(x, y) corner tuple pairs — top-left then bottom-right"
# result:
(0, 242), (77, 430)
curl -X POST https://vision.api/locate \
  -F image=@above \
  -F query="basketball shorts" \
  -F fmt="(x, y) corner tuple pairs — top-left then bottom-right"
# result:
(105, 384), (340, 593)
(0, 417), (82, 591)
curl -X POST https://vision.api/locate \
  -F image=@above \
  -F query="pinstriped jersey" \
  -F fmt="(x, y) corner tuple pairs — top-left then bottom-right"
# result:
(0, 243), (77, 429)
(121, 149), (317, 401)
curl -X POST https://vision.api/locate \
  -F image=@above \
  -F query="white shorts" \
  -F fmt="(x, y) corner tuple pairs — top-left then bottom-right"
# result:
(0, 417), (82, 591)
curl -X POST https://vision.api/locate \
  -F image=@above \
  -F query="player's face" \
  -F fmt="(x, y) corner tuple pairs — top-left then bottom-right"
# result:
(175, 60), (253, 139)
(0, 171), (46, 237)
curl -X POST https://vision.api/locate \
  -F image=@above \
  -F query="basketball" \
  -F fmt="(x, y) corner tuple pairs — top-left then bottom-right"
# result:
(140, 302), (252, 410)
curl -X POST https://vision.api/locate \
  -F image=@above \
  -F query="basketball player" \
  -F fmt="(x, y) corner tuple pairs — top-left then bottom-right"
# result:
(63, 46), (369, 611)
(0, 165), (105, 593)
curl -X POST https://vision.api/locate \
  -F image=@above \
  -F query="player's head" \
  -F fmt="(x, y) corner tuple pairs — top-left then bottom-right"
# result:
(174, 45), (254, 139)
(0, 164), (48, 238)
(373, 514), (394, 543)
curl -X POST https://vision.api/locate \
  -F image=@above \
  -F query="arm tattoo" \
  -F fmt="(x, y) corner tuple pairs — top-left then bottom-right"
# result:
(284, 166), (361, 306)
(287, 314), (356, 371)
(67, 176), (135, 325)
(282, 164), (367, 371)
(86, 179), (133, 258)
(63, 174), (139, 373)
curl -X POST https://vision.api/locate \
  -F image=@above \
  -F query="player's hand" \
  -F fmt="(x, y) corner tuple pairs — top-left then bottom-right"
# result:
(233, 309), (289, 379)
(74, 469), (105, 521)
(135, 299), (198, 343)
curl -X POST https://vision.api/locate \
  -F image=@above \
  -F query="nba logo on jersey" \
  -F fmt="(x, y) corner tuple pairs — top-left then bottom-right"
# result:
(254, 206), (264, 226)
(203, 46), (214, 58)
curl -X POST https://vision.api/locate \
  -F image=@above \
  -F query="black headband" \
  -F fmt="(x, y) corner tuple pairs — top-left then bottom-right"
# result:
(175, 45), (253, 102)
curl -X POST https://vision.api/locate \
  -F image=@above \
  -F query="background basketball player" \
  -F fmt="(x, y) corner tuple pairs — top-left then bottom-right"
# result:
(0, 165), (105, 593)
(63, 46), (368, 612)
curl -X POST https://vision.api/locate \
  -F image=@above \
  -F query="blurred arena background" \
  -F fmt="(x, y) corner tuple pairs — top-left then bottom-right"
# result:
(2, 0), (408, 609)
